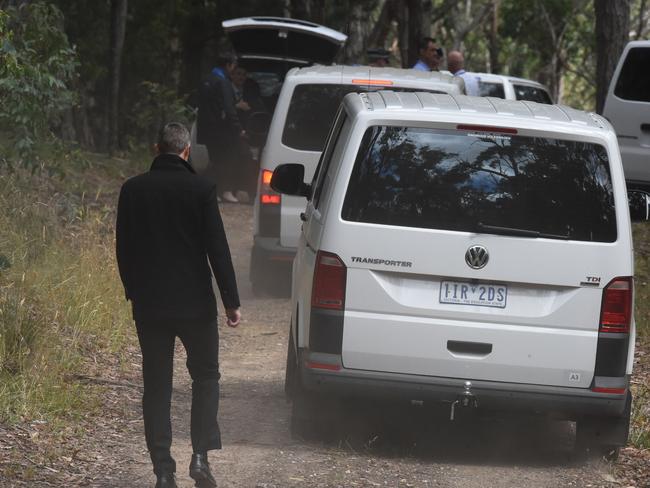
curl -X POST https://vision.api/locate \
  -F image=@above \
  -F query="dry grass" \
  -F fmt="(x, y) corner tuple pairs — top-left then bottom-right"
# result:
(0, 153), (137, 422)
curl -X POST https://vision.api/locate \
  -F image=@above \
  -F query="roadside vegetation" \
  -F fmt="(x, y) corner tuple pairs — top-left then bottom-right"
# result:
(630, 223), (650, 449)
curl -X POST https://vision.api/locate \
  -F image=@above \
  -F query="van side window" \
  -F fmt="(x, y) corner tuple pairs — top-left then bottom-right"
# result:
(312, 111), (347, 209)
(614, 47), (650, 102)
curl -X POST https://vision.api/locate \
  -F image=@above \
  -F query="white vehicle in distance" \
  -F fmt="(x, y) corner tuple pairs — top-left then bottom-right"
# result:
(272, 91), (647, 458)
(252, 66), (464, 294)
(603, 40), (650, 190)
(470, 72), (553, 104)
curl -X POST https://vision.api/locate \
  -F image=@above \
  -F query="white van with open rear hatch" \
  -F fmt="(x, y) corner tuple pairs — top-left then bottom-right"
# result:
(251, 67), (464, 294)
(603, 40), (650, 189)
(272, 91), (647, 458)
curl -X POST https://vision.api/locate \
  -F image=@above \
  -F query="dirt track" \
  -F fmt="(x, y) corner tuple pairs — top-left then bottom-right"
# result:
(122, 203), (627, 488)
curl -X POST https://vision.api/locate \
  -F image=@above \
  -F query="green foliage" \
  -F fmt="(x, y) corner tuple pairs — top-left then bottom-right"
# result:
(0, 2), (78, 160)
(127, 81), (194, 150)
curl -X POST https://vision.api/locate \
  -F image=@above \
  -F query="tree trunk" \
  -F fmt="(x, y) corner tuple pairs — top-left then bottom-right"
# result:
(368, 0), (390, 48)
(487, 0), (500, 73)
(342, 1), (369, 64)
(406, 0), (430, 68)
(397, 0), (409, 67)
(108, 0), (127, 153)
(595, 0), (630, 114)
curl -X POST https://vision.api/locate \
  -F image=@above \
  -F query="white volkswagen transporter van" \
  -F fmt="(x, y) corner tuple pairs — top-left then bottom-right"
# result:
(272, 92), (641, 458)
(251, 67), (464, 294)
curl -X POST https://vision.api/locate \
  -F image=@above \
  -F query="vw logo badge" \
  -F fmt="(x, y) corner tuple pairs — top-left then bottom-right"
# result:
(465, 245), (489, 269)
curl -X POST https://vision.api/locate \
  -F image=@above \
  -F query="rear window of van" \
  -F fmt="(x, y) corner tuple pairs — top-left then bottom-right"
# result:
(342, 126), (616, 242)
(282, 84), (446, 152)
(614, 47), (650, 102)
(513, 84), (552, 104)
(478, 81), (505, 99)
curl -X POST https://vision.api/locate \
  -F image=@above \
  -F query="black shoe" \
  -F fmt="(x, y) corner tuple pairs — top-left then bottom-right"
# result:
(189, 453), (217, 487)
(155, 472), (177, 488)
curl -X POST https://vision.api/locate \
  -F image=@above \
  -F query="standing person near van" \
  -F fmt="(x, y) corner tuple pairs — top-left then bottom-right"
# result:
(116, 122), (241, 488)
(412, 37), (442, 71)
(197, 53), (246, 203)
(447, 50), (480, 96)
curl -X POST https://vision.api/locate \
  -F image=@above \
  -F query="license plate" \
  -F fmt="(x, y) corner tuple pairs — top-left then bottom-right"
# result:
(439, 281), (508, 308)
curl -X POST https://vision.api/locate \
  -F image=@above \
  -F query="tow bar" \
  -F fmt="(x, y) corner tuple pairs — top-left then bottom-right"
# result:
(450, 381), (478, 420)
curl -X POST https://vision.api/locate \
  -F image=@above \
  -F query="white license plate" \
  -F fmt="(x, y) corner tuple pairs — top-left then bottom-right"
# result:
(439, 281), (508, 308)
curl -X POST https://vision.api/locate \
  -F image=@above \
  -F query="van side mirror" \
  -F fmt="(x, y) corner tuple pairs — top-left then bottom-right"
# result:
(271, 164), (311, 198)
(628, 190), (650, 221)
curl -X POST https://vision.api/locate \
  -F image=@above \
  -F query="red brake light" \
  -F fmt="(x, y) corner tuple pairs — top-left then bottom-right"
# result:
(262, 169), (273, 186)
(599, 277), (632, 333)
(261, 194), (281, 205)
(311, 251), (346, 310)
(260, 170), (281, 205)
(457, 124), (518, 134)
(352, 79), (394, 86)
(591, 387), (626, 394)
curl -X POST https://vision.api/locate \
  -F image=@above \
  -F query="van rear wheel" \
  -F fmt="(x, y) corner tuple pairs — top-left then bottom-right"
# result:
(574, 391), (631, 461)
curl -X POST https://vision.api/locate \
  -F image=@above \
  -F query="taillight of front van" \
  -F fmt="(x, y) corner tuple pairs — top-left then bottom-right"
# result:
(592, 277), (633, 392)
(309, 251), (347, 355)
(258, 169), (281, 236)
(599, 277), (632, 334)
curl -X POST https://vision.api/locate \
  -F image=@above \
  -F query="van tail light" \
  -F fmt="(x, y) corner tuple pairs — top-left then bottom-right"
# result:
(599, 277), (633, 334)
(311, 251), (347, 310)
(260, 169), (281, 205)
(457, 124), (518, 135)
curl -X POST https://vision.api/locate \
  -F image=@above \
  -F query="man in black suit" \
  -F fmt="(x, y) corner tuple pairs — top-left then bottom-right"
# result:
(116, 122), (241, 488)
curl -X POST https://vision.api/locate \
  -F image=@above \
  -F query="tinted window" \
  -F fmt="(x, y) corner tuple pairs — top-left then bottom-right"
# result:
(514, 84), (552, 104)
(342, 127), (616, 242)
(282, 85), (446, 151)
(614, 47), (650, 102)
(478, 81), (505, 99)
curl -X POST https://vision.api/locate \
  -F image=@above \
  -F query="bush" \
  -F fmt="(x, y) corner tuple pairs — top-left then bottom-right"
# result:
(0, 3), (78, 162)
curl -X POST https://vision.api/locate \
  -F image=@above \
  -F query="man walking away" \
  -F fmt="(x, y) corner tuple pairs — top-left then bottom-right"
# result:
(412, 37), (442, 71)
(116, 122), (241, 488)
(447, 50), (480, 96)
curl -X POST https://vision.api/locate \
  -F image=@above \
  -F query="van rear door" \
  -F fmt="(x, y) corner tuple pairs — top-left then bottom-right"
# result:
(333, 125), (627, 389)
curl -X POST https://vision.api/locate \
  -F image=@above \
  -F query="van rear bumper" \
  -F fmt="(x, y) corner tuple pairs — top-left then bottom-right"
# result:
(300, 351), (629, 418)
(250, 236), (295, 280)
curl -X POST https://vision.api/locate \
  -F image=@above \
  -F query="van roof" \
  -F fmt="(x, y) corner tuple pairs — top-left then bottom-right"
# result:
(286, 65), (464, 92)
(346, 91), (608, 132)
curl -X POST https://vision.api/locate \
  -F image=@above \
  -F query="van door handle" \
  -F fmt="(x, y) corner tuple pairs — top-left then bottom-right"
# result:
(641, 123), (650, 133)
(447, 340), (493, 356)
(300, 212), (307, 222)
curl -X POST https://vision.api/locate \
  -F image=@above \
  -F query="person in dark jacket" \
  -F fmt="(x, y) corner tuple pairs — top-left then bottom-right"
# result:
(116, 122), (241, 488)
(196, 53), (246, 203)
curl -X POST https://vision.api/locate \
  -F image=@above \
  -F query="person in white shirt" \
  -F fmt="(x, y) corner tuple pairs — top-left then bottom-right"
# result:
(447, 50), (480, 96)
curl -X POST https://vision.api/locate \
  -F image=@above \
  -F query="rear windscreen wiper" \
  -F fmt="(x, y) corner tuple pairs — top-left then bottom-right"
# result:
(477, 222), (570, 240)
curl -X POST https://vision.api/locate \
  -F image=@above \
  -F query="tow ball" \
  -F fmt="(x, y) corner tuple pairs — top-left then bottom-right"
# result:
(450, 381), (478, 420)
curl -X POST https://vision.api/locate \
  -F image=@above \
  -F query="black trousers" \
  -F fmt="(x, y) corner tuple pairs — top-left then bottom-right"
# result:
(135, 318), (222, 475)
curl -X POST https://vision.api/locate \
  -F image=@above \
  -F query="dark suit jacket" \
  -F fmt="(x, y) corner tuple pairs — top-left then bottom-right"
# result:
(116, 153), (240, 323)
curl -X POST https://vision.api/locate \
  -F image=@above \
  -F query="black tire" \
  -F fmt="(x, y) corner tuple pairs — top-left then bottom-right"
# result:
(289, 371), (341, 441)
(575, 391), (632, 461)
(284, 333), (297, 400)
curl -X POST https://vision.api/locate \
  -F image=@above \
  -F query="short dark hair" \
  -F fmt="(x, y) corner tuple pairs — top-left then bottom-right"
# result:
(215, 51), (237, 68)
(157, 122), (190, 154)
(418, 37), (437, 51)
